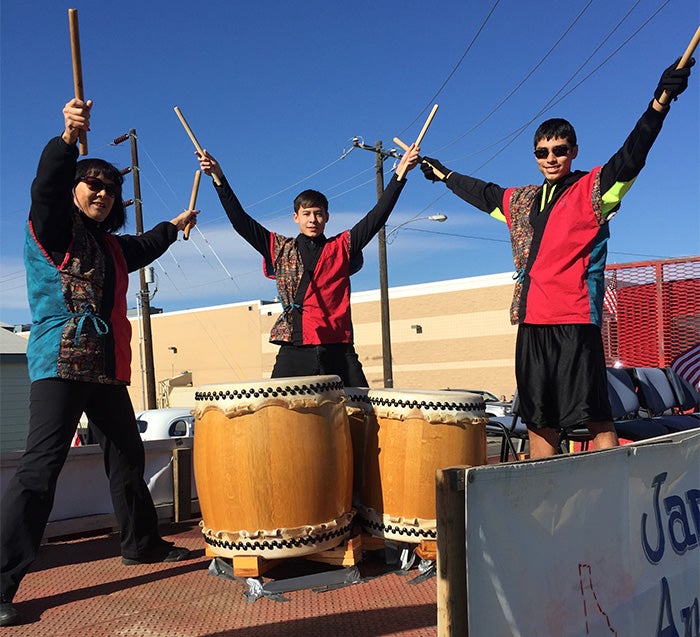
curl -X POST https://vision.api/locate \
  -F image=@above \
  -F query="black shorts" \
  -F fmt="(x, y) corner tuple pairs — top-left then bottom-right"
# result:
(515, 324), (612, 431)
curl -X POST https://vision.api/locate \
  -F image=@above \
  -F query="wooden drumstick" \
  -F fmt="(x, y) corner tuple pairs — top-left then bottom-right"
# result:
(393, 136), (447, 181)
(183, 170), (201, 241)
(657, 26), (700, 106)
(173, 106), (222, 186)
(68, 8), (87, 155)
(396, 104), (439, 181)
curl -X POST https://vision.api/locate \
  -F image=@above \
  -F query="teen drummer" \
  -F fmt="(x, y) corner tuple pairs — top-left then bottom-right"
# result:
(419, 58), (694, 459)
(196, 145), (420, 386)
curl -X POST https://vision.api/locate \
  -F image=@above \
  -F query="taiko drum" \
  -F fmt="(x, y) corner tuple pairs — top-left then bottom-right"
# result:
(359, 388), (487, 542)
(193, 375), (354, 559)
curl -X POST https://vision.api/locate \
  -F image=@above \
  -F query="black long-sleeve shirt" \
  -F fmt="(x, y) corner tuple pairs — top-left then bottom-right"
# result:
(211, 173), (407, 342)
(212, 172), (406, 268)
(443, 102), (667, 222)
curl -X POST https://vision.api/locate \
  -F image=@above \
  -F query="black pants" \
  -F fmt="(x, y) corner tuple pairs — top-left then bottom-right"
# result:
(0, 379), (162, 602)
(272, 343), (368, 387)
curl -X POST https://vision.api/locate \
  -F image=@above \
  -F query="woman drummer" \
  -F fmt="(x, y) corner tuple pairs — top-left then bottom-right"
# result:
(0, 98), (197, 627)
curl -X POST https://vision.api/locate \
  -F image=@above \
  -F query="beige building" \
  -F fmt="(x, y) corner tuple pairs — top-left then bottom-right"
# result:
(128, 272), (518, 411)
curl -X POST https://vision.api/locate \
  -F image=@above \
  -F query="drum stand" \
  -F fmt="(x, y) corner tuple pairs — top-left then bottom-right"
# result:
(207, 531), (437, 602)
(358, 532), (437, 580)
(206, 532), (435, 579)
(208, 556), (363, 602)
(208, 531), (364, 578)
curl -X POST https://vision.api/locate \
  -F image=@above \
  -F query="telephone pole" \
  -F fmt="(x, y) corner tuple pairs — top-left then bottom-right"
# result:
(352, 138), (402, 388)
(114, 130), (157, 409)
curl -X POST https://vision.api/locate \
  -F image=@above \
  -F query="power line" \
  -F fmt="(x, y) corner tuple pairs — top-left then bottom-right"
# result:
(0, 270), (25, 281)
(436, 0), (595, 152)
(397, 0), (503, 136)
(387, 226), (675, 260)
(133, 3), (668, 244)
(462, 0), (671, 174)
(114, 3), (678, 302)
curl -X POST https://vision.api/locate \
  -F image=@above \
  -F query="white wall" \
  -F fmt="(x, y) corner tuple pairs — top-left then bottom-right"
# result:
(0, 438), (197, 540)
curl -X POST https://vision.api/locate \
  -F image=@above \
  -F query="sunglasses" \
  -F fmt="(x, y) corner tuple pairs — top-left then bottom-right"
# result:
(79, 176), (120, 198)
(533, 145), (571, 160)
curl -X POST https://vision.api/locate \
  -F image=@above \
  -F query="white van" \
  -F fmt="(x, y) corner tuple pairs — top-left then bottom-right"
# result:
(135, 408), (194, 441)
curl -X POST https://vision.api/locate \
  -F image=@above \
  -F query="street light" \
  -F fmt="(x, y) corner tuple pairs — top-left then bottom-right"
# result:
(386, 213), (448, 241)
(377, 212), (448, 387)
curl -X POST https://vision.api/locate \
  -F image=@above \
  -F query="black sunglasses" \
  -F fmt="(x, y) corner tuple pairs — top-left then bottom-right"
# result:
(533, 145), (571, 160)
(79, 176), (120, 198)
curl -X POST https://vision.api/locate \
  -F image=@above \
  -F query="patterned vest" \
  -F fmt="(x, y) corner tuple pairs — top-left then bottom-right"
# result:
(267, 232), (353, 345)
(502, 168), (607, 325)
(24, 210), (131, 383)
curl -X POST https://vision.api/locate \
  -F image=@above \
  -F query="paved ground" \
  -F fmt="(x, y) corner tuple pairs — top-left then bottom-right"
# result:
(4, 441), (510, 635)
(4, 521), (438, 636)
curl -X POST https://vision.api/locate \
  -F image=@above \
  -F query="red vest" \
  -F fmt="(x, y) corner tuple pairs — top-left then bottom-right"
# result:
(502, 168), (606, 325)
(266, 232), (353, 345)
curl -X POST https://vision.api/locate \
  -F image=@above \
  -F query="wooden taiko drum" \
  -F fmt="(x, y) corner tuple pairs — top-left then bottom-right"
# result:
(193, 375), (354, 559)
(359, 388), (487, 542)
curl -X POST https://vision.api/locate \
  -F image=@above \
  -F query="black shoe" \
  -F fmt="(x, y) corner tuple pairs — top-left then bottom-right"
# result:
(0, 603), (19, 627)
(122, 544), (190, 566)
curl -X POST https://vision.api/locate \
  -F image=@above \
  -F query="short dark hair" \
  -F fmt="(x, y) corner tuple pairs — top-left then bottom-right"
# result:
(293, 189), (328, 213)
(534, 118), (577, 148)
(74, 158), (126, 233)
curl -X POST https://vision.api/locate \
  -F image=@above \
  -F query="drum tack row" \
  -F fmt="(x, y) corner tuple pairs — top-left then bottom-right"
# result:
(192, 375), (487, 576)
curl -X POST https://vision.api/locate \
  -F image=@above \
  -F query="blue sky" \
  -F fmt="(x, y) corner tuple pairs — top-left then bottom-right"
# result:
(1, 0), (698, 326)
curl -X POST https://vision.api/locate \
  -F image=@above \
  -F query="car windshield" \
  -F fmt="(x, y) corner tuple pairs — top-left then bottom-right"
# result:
(462, 390), (500, 402)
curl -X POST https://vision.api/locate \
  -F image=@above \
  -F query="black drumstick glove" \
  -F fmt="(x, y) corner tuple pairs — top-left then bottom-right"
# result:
(420, 157), (449, 182)
(654, 57), (695, 102)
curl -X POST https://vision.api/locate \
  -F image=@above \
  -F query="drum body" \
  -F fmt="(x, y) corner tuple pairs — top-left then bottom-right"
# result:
(193, 375), (354, 559)
(359, 388), (487, 542)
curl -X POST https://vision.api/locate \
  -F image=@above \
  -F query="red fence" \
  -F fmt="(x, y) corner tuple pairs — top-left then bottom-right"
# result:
(602, 256), (700, 367)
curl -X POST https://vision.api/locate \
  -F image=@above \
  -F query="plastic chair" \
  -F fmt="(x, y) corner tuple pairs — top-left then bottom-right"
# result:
(488, 392), (596, 458)
(605, 368), (671, 440)
(632, 367), (700, 431)
(663, 367), (700, 416)
(485, 392), (529, 462)
(558, 426), (594, 453)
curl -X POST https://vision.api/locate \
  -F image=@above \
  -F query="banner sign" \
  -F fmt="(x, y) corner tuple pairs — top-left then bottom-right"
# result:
(464, 430), (699, 636)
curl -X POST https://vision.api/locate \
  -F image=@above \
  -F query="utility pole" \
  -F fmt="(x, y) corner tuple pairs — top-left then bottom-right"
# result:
(352, 138), (402, 388)
(114, 130), (157, 409)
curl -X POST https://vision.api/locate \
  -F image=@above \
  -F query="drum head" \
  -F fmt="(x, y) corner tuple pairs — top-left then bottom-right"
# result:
(194, 375), (344, 418)
(367, 388), (486, 424)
